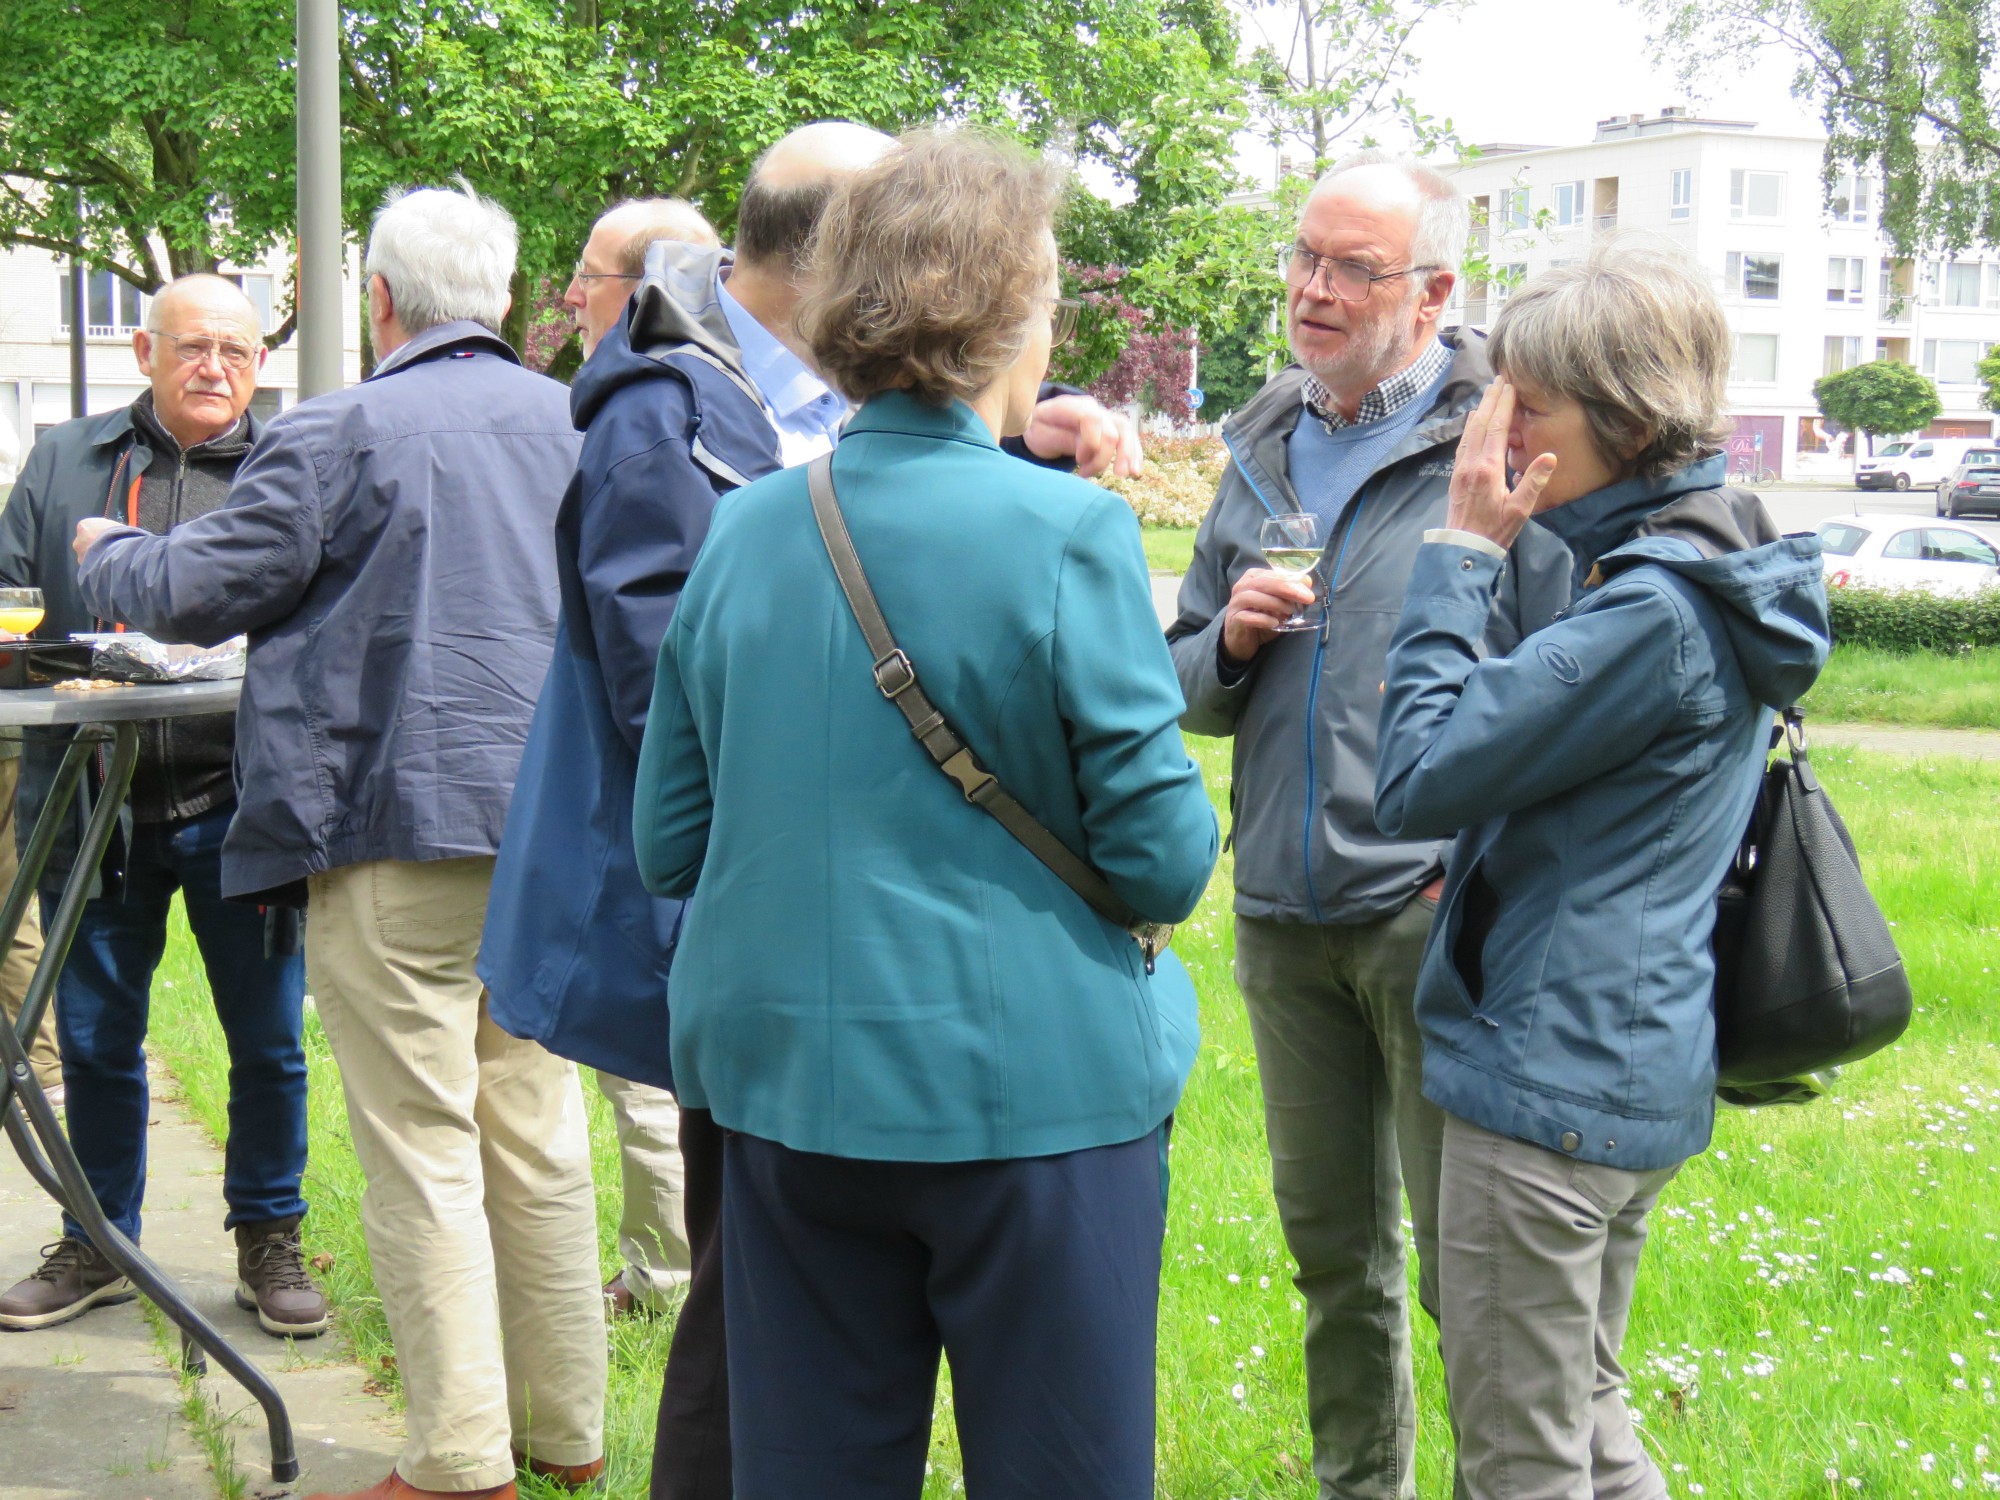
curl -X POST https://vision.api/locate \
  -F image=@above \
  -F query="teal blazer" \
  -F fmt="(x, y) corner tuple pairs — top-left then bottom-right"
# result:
(634, 392), (1219, 1162)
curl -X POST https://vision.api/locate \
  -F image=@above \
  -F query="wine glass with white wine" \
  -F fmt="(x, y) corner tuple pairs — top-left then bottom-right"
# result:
(1258, 514), (1324, 633)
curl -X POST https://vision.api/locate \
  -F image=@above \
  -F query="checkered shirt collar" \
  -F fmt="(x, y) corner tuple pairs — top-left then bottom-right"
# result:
(1301, 337), (1453, 431)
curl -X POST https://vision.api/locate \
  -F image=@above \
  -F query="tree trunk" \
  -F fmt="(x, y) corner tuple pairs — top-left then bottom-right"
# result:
(502, 265), (533, 355)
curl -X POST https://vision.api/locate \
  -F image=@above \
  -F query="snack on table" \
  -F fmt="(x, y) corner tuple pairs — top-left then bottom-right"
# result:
(52, 679), (133, 693)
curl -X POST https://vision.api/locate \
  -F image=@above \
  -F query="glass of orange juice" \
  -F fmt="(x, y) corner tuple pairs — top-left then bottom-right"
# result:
(0, 587), (45, 638)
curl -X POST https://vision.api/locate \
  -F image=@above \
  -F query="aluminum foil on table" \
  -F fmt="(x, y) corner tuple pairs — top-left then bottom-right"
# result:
(69, 633), (247, 682)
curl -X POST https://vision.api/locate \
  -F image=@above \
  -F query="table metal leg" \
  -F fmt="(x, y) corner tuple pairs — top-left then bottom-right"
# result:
(0, 721), (298, 1483)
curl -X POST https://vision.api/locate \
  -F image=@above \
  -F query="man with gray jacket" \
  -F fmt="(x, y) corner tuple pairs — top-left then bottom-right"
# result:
(1166, 152), (1570, 1499)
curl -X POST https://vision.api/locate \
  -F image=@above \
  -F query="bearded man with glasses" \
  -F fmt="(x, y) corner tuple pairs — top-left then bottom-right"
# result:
(1165, 153), (1570, 1500)
(0, 273), (325, 1339)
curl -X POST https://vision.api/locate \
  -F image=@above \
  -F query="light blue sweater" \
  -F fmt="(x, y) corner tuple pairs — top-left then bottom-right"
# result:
(1285, 362), (1456, 529)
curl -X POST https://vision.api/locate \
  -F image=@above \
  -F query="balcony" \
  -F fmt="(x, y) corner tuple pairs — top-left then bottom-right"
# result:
(1594, 213), (1619, 235)
(1461, 296), (1489, 327)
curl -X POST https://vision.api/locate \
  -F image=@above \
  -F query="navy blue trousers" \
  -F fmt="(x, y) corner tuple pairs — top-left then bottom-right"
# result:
(722, 1127), (1166, 1500)
(48, 804), (308, 1243)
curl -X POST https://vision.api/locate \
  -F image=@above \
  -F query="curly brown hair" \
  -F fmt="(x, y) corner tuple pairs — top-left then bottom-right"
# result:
(795, 129), (1068, 408)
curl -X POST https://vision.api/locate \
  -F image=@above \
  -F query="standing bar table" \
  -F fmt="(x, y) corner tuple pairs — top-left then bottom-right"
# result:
(0, 678), (298, 1485)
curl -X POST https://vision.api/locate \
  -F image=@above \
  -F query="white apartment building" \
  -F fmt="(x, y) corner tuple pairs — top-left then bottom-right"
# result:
(0, 240), (365, 482)
(1442, 108), (2000, 480)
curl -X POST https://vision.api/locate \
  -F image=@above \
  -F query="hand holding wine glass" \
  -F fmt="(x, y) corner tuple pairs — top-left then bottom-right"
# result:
(1222, 514), (1324, 662)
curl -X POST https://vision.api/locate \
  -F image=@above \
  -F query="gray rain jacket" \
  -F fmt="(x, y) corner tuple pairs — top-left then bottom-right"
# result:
(1166, 333), (1573, 925)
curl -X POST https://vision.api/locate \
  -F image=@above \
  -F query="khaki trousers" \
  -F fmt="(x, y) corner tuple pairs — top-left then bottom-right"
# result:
(306, 856), (605, 1492)
(596, 1071), (691, 1307)
(0, 756), (55, 1091)
(1438, 1115), (1678, 1500)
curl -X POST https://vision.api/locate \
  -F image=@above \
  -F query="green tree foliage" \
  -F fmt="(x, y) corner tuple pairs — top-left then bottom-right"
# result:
(1644, 0), (2000, 252)
(1, 0), (1250, 355)
(1979, 345), (2000, 416)
(1813, 360), (1941, 452)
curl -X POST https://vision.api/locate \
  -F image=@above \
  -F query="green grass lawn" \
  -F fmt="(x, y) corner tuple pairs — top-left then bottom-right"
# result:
(147, 741), (2000, 1497)
(1804, 645), (2000, 731)
(1144, 525), (1196, 576)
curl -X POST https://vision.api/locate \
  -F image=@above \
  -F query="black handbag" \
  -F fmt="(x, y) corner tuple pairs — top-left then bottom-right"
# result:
(1711, 709), (1912, 1098)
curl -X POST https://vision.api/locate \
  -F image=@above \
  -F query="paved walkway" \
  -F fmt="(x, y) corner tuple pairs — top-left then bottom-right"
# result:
(0, 1075), (399, 1499)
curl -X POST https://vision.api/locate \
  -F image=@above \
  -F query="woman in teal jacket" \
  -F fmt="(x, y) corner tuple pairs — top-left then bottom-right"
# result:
(1375, 239), (1829, 1500)
(633, 130), (1218, 1500)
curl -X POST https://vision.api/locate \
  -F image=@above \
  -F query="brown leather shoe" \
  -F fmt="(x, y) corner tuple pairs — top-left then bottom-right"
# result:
(602, 1272), (651, 1320)
(235, 1216), (330, 1337)
(512, 1450), (607, 1491)
(0, 1238), (135, 1331)
(303, 1470), (518, 1499)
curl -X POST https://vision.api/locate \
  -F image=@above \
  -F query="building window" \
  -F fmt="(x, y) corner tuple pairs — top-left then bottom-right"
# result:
(1727, 251), (1783, 301)
(1732, 333), (1779, 382)
(1553, 181), (1584, 228)
(1823, 335), (1863, 376)
(1922, 339), (1992, 384)
(1670, 168), (1693, 221)
(1492, 264), (1527, 305)
(225, 272), (277, 336)
(1920, 259), (1945, 305)
(1826, 256), (1866, 304)
(1945, 261), (1983, 308)
(1987, 264), (2000, 310)
(55, 266), (145, 336)
(1828, 171), (1872, 224)
(1729, 169), (1785, 220)
(1499, 187), (1531, 232)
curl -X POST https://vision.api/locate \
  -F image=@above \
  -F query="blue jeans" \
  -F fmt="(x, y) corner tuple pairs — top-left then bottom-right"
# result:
(47, 803), (308, 1244)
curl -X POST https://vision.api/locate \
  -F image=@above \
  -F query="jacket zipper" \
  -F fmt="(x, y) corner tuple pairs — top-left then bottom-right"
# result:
(1299, 494), (1368, 925)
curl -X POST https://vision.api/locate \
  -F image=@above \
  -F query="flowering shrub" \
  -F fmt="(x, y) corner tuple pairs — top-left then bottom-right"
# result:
(1102, 435), (1227, 528)
(1052, 263), (1199, 425)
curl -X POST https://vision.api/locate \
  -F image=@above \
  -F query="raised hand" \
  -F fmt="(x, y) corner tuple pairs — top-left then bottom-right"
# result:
(1446, 379), (1557, 550)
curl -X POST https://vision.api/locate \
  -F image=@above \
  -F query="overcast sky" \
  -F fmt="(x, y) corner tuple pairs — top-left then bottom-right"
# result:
(1231, 0), (1822, 184)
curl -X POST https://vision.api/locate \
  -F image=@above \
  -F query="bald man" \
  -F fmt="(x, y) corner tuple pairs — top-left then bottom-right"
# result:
(0, 274), (326, 1339)
(481, 119), (1142, 1500)
(566, 197), (719, 361)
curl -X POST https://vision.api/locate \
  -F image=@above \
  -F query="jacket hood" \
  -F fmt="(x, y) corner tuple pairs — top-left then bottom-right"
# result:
(573, 240), (752, 431)
(1562, 455), (1831, 709)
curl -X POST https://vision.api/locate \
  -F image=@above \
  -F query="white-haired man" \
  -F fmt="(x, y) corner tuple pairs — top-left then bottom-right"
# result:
(1166, 153), (1571, 1499)
(74, 185), (601, 1500)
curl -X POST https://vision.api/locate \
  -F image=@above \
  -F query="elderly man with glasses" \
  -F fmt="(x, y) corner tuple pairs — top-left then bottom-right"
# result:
(0, 273), (325, 1339)
(1165, 152), (1570, 1500)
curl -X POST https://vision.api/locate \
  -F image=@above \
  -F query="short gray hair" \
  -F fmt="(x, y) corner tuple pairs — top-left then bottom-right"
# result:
(1314, 150), (1467, 285)
(1488, 234), (1732, 478)
(602, 198), (718, 274)
(366, 180), (518, 336)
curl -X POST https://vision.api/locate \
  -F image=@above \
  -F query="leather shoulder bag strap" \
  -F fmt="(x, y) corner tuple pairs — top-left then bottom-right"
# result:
(805, 454), (1170, 971)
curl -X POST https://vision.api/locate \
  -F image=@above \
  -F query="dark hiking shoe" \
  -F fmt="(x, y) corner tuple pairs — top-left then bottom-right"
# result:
(513, 1450), (607, 1491)
(0, 1238), (136, 1330)
(234, 1216), (330, 1337)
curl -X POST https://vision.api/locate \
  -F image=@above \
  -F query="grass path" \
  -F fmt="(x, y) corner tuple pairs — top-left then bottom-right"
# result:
(148, 743), (2000, 1497)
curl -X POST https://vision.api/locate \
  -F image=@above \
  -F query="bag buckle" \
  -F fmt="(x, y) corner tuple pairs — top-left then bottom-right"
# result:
(1134, 922), (1174, 975)
(940, 748), (997, 804)
(873, 650), (917, 699)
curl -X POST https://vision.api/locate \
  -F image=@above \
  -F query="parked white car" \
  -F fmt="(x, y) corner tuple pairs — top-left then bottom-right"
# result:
(1816, 514), (2000, 596)
(1855, 437), (1990, 492)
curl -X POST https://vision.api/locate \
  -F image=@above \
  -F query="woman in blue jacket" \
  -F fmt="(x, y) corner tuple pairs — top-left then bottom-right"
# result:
(1374, 239), (1829, 1500)
(632, 130), (1218, 1500)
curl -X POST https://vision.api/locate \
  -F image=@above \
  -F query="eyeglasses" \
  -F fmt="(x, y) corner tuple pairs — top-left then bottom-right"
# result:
(1042, 297), (1083, 349)
(572, 260), (641, 286)
(152, 332), (259, 371)
(1286, 245), (1438, 303)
